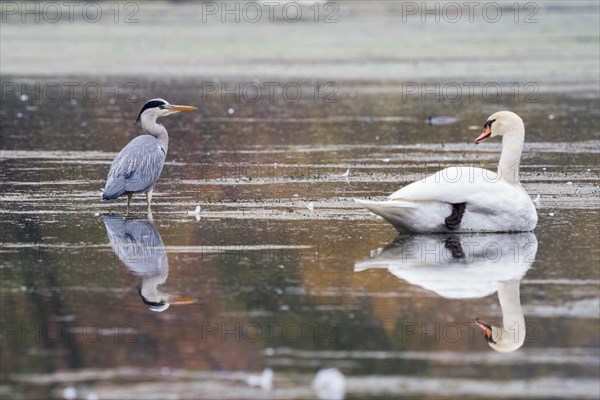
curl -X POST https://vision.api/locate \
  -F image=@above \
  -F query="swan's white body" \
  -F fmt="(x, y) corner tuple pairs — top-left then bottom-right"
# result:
(356, 166), (537, 233)
(356, 111), (538, 233)
(355, 233), (537, 352)
(354, 233), (536, 298)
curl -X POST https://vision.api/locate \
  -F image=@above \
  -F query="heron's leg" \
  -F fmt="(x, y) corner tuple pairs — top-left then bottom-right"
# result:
(126, 193), (132, 216)
(146, 190), (153, 212)
(146, 190), (153, 221)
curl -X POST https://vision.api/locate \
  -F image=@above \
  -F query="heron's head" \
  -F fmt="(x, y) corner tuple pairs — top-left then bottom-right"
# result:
(135, 98), (197, 124)
(137, 287), (196, 313)
(475, 111), (524, 144)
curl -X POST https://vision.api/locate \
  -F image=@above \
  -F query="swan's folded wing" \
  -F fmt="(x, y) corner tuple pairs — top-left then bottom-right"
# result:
(388, 166), (511, 205)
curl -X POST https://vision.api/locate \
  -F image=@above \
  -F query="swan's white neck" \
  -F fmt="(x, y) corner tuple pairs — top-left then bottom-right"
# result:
(491, 280), (525, 352)
(141, 112), (169, 154)
(498, 126), (524, 184)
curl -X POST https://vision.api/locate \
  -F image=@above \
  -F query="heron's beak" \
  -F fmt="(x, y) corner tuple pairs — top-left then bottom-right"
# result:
(475, 319), (493, 338)
(475, 126), (492, 144)
(166, 105), (197, 112)
(169, 296), (197, 305)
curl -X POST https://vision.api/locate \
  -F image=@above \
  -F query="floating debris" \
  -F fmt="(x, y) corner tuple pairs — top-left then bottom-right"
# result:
(247, 368), (273, 391)
(187, 205), (201, 221)
(307, 202), (315, 212)
(427, 116), (459, 126)
(62, 387), (77, 400)
(548, 212), (555, 217)
(227, 107), (235, 115)
(312, 368), (346, 400)
(382, 158), (390, 163)
(86, 393), (99, 400)
(566, 181), (573, 186)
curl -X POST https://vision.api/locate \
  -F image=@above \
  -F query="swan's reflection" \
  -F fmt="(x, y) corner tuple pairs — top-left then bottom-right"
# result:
(355, 233), (538, 352)
(103, 215), (195, 312)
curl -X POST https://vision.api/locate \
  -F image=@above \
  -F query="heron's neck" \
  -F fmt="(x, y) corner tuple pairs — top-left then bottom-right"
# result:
(498, 128), (524, 183)
(140, 259), (169, 302)
(141, 113), (169, 154)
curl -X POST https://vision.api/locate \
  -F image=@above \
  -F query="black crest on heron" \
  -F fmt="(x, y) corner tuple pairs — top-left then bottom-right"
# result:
(136, 98), (169, 123)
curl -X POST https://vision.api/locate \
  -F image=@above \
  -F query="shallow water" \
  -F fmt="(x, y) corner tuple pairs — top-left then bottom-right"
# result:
(1, 77), (599, 399)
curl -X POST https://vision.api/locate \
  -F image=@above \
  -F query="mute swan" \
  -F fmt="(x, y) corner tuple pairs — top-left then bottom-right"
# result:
(355, 111), (537, 233)
(103, 215), (195, 312)
(475, 281), (526, 353)
(355, 233), (537, 352)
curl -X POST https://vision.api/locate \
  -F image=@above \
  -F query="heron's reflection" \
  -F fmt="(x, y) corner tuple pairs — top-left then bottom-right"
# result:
(103, 215), (195, 312)
(355, 233), (538, 352)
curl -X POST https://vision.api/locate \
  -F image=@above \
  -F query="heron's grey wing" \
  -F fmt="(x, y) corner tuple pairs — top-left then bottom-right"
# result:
(103, 135), (166, 199)
(103, 215), (166, 275)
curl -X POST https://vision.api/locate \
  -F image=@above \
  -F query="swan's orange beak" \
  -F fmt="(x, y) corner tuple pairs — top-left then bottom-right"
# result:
(475, 319), (493, 338)
(475, 126), (492, 144)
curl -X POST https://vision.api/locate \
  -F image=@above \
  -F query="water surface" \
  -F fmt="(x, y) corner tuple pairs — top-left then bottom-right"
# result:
(1, 79), (599, 399)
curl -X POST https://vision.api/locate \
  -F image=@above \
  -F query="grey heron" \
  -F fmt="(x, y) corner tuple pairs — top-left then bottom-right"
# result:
(104, 215), (196, 312)
(102, 98), (197, 215)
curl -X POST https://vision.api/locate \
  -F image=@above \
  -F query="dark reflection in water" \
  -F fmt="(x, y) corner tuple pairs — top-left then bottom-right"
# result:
(356, 233), (538, 353)
(103, 215), (196, 312)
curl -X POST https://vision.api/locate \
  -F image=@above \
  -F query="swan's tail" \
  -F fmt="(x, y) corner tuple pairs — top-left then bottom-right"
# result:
(354, 198), (451, 233)
(354, 198), (418, 232)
